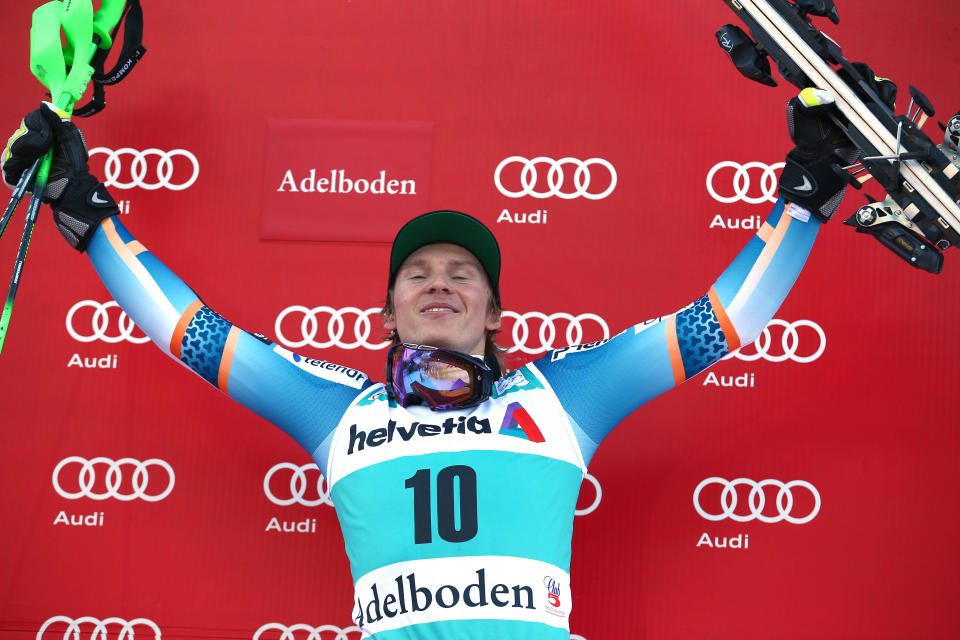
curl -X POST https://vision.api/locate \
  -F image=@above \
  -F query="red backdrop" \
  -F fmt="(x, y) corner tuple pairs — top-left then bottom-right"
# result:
(1, 1), (958, 639)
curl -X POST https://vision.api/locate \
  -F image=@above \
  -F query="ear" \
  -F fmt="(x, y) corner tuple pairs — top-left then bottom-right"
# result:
(486, 308), (502, 332)
(383, 312), (396, 331)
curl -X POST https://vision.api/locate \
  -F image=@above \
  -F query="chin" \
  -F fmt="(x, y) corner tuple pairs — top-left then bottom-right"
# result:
(405, 331), (467, 353)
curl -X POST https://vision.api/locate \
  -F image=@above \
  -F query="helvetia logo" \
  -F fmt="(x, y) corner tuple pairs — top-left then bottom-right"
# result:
(353, 569), (535, 626)
(277, 169), (416, 195)
(498, 402), (545, 442)
(347, 416), (492, 455)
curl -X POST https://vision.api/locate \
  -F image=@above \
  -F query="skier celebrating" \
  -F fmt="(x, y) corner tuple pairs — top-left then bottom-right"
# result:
(2, 75), (893, 637)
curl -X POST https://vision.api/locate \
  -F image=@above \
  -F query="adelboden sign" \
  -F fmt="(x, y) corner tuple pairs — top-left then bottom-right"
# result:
(261, 118), (433, 242)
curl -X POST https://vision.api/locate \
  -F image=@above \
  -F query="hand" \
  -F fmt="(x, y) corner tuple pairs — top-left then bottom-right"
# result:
(2, 102), (119, 251)
(778, 64), (897, 222)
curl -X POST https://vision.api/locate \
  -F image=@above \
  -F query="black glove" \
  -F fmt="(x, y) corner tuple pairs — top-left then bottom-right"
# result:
(2, 102), (119, 252)
(778, 64), (897, 222)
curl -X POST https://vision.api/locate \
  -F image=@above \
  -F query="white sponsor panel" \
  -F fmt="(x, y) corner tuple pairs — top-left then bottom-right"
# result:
(495, 156), (616, 200)
(351, 556), (571, 633)
(325, 380), (585, 488)
(90, 147), (199, 191)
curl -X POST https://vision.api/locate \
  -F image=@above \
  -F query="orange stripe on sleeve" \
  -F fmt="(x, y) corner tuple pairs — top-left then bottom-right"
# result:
(170, 300), (204, 359)
(708, 286), (741, 352)
(126, 240), (148, 256)
(218, 327), (241, 394)
(102, 217), (143, 272)
(665, 315), (686, 386)
(757, 222), (774, 242)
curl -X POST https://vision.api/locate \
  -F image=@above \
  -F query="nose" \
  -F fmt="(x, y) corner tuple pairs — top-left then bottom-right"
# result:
(426, 272), (452, 293)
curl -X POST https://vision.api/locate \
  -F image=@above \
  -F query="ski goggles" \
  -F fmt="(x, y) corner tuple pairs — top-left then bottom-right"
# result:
(386, 343), (494, 411)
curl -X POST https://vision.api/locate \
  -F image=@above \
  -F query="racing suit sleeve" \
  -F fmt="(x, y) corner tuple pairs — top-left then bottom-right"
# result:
(531, 198), (818, 465)
(83, 215), (368, 475)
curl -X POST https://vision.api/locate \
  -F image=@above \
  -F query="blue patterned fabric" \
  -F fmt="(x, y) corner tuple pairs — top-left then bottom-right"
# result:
(675, 295), (727, 377)
(180, 306), (231, 385)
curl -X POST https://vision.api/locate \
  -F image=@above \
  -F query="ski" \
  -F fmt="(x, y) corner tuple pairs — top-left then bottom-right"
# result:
(716, 0), (960, 273)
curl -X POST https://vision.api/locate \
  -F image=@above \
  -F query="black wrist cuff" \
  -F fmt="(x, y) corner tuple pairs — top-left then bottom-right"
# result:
(778, 150), (846, 222)
(53, 175), (119, 252)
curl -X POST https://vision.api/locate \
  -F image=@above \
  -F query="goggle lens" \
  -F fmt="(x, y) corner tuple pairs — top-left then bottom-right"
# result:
(388, 344), (491, 410)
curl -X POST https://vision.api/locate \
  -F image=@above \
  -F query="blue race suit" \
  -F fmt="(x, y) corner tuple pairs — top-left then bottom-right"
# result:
(85, 198), (818, 638)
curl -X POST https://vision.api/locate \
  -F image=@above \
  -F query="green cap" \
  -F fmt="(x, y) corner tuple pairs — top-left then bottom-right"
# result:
(389, 210), (501, 305)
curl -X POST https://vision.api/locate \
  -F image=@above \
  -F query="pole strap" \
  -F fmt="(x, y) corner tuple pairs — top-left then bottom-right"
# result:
(73, 0), (146, 118)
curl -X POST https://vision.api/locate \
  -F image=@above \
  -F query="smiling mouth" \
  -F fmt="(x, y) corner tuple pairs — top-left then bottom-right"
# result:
(421, 306), (458, 314)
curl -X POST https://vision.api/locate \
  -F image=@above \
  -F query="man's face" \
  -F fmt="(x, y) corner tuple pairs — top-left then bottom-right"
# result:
(384, 242), (501, 355)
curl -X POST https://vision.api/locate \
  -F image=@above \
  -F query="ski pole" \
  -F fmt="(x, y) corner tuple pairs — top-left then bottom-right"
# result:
(0, 0), (127, 356)
(0, 160), (37, 241)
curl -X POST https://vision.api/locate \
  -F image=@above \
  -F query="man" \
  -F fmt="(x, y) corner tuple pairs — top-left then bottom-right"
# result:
(3, 80), (889, 637)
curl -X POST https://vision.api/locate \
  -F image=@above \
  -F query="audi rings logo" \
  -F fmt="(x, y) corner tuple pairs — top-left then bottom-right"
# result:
(264, 463), (333, 507)
(706, 161), (784, 204)
(253, 623), (361, 640)
(502, 311), (610, 355)
(725, 319), (825, 363)
(67, 300), (149, 344)
(693, 477), (821, 524)
(495, 156), (617, 200)
(575, 472), (602, 516)
(275, 306), (610, 354)
(52, 457), (175, 501)
(37, 616), (161, 640)
(89, 147), (199, 191)
(276, 306), (387, 350)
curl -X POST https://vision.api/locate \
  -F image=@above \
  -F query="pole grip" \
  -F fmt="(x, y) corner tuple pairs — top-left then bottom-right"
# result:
(92, 0), (127, 48)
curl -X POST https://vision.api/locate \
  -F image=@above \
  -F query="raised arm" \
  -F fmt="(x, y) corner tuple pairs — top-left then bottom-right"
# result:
(533, 196), (818, 464)
(533, 89), (869, 465)
(86, 216), (370, 468)
(3, 105), (368, 473)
